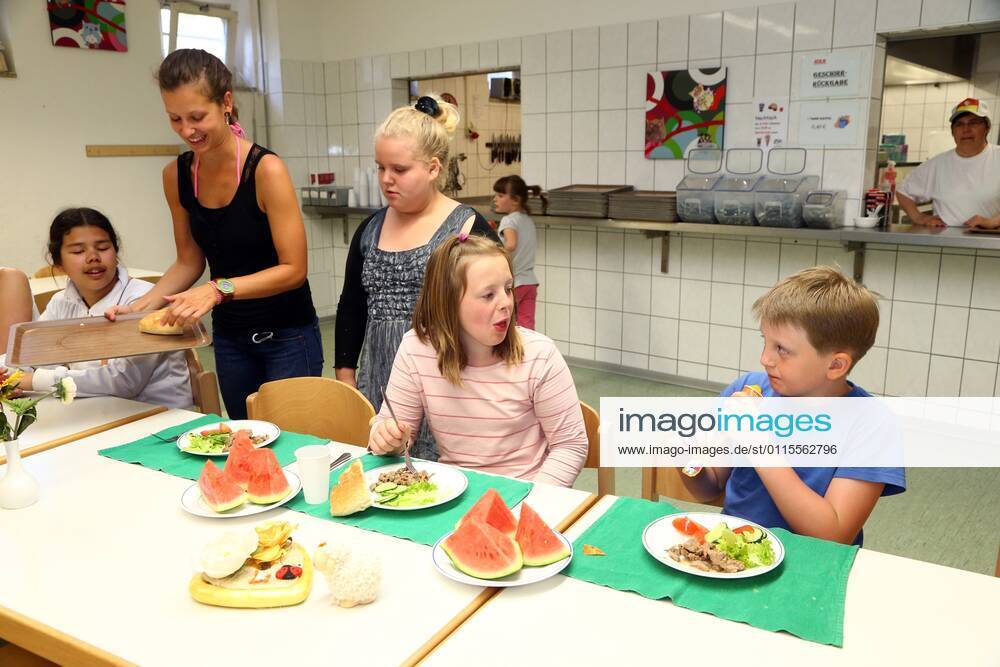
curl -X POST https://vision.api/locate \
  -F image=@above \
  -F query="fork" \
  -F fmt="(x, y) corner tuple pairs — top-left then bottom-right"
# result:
(328, 451), (352, 471)
(151, 432), (181, 443)
(381, 388), (417, 473)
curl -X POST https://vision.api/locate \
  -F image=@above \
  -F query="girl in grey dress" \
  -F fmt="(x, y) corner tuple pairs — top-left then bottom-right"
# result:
(334, 95), (498, 459)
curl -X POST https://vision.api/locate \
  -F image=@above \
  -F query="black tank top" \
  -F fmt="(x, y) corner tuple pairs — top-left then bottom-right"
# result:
(178, 144), (316, 335)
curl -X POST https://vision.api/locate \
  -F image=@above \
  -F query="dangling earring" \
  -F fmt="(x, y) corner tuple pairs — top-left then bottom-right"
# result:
(225, 111), (232, 125)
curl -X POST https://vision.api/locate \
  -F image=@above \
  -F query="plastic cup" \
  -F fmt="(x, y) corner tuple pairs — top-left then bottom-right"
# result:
(295, 445), (331, 504)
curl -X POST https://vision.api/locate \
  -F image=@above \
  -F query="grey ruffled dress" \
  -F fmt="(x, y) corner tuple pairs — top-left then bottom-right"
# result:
(355, 204), (481, 461)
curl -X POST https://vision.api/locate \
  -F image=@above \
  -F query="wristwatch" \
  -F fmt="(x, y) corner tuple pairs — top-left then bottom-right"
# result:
(210, 278), (236, 305)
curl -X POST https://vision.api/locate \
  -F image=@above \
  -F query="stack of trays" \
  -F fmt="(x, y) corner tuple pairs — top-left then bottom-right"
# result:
(608, 190), (678, 222)
(546, 184), (634, 218)
(526, 190), (548, 215)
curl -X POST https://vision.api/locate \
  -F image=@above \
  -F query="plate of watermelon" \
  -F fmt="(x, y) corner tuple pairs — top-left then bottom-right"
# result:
(431, 489), (573, 587)
(183, 441), (301, 518)
(177, 420), (281, 456)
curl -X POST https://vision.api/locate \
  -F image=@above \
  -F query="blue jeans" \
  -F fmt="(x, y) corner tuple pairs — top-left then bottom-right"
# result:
(212, 318), (324, 419)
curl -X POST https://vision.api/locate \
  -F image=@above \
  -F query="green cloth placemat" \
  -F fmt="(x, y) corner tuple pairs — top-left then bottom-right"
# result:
(286, 454), (533, 547)
(564, 496), (857, 647)
(97, 415), (327, 481)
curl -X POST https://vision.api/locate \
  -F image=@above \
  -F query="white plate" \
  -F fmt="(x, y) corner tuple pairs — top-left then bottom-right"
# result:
(432, 530), (573, 587)
(364, 461), (468, 511)
(180, 470), (301, 518)
(642, 512), (785, 580)
(176, 420), (281, 456)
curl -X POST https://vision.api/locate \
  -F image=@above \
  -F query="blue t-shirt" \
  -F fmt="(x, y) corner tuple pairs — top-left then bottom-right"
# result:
(719, 371), (906, 546)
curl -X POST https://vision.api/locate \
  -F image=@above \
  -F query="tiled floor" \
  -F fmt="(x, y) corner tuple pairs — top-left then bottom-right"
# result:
(200, 319), (999, 575)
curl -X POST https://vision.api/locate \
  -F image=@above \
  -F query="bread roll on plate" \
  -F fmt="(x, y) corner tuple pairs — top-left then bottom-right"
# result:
(138, 308), (184, 335)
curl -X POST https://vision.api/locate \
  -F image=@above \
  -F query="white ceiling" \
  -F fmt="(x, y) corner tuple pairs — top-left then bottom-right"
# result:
(884, 55), (964, 86)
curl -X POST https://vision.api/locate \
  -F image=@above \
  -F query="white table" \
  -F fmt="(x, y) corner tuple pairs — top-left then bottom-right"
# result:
(2, 395), (166, 464)
(427, 495), (1000, 664)
(0, 409), (594, 666)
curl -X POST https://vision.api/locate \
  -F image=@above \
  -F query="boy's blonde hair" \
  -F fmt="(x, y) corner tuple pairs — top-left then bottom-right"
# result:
(375, 94), (459, 183)
(753, 266), (879, 367)
(413, 234), (522, 385)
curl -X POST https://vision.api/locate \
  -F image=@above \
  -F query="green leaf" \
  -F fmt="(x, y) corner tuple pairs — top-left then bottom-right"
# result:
(5, 397), (35, 415)
(15, 407), (36, 438)
(0, 412), (10, 442)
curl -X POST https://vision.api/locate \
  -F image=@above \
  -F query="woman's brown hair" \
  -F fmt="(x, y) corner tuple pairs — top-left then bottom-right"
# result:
(412, 234), (523, 385)
(156, 48), (239, 121)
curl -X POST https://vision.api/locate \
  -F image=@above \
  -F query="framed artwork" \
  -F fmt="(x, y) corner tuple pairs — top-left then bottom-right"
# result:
(645, 67), (727, 158)
(48, 1), (127, 52)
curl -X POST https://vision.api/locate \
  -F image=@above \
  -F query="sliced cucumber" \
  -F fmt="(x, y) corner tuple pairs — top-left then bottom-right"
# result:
(743, 526), (765, 543)
(373, 482), (398, 492)
(704, 522), (729, 544)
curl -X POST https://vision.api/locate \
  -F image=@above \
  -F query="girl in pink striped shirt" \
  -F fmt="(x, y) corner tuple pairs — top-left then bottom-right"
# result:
(369, 234), (588, 487)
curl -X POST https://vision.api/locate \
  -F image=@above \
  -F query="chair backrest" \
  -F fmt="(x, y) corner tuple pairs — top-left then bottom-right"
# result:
(32, 265), (65, 279)
(580, 402), (614, 496)
(246, 377), (376, 446)
(33, 289), (61, 314)
(641, 467), (725, 507)
(184, 349), (222, 416)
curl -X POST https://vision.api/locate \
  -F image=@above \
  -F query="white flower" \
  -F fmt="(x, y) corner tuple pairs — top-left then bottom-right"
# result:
(54, 377), (77, 405)
(199, 529), (259, 579)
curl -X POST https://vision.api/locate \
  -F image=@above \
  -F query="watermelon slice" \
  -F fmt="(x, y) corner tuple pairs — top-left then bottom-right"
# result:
(197, 460), (246, 512)
(224, 437), (256, 489)
(515, 502), (570, 566)
(456, 488), (517, 536)
(442, 518), (523, 579)
(247, 449), (291, 505)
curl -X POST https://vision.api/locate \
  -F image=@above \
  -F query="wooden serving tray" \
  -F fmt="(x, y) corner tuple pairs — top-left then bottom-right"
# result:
(5, 312), (211, 367)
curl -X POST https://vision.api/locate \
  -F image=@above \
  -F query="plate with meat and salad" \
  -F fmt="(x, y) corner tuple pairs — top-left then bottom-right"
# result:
(177, 420), (281, 456)
(363, 461), (468, 511)
(642, 512), (785, 579)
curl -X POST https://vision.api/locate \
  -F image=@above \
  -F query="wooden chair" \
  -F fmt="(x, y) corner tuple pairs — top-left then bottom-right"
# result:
(246, 377), (375, 446)
(641, 467), (725, 507)
(185, 349), (222, 416)
(32, 289), (60, 314)
(580, 402), (614, 496)
(32, 265), (65, 279)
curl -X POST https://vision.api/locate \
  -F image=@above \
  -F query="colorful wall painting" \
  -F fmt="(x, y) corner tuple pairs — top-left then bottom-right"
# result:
(645, 67), (727, 158)
(48, 1), (128, 52)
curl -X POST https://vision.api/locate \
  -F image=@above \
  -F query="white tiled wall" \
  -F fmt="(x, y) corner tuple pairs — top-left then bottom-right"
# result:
(263, 0), (1000, 395)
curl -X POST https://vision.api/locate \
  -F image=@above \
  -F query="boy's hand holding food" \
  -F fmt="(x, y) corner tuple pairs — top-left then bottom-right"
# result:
(369, 419), (411, 456)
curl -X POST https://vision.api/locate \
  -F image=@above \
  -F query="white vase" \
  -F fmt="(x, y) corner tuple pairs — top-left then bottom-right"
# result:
(0, 439), (39, 509)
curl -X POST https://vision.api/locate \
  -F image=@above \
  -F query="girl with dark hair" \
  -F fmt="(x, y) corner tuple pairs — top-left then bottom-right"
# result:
(492, 175), (539, 329)
(106, 49), (320, 419)
(15, 208), (192, 407)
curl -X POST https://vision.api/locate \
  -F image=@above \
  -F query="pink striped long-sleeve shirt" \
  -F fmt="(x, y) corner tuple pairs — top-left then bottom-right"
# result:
(376, 327), (588, 487)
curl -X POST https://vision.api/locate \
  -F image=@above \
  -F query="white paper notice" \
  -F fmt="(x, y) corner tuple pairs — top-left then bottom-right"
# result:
(797, 100), (861, 146)
(753, 98), (788, 149)
(798, 51), (862, 99)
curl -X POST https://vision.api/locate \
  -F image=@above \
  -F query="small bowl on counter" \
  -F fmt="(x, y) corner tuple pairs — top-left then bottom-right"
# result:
(854, 216), (881, 229)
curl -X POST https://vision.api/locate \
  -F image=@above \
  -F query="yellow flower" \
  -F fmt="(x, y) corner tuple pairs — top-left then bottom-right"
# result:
(0, 370), (23, 390)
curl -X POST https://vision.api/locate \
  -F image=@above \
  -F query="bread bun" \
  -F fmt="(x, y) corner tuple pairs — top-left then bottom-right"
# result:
(329, 459), (372, 517)
(138, 308), (184, 335)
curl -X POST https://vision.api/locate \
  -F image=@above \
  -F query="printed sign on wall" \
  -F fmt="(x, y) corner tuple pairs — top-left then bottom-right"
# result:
(797, 100), (862, 146)
(48, 0), (128, 52)
(753, 98), (788, 149)
(798, 52), (861, 99)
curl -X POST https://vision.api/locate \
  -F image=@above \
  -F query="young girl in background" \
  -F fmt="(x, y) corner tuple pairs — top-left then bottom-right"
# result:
(18, 208), (192, 407)
(492, 176), (539, 330)
(368, 232), (587, 487)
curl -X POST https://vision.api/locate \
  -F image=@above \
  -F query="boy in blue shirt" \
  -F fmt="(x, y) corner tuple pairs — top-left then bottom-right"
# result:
(681, 267), (905, 545)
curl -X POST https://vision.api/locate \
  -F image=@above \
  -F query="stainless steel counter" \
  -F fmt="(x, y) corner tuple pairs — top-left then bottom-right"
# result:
(302, 205), (1000, 252)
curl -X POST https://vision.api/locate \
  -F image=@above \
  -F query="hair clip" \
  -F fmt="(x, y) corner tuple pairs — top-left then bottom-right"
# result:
(457, 232), (469, 242)
(415, 96), (441, 118)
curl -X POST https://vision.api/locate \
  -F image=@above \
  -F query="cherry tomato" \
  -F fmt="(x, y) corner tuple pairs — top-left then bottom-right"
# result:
(733, 525), (756, 536)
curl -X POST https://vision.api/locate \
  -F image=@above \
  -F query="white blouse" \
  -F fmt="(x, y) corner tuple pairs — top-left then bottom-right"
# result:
(30, 266), (193, 409)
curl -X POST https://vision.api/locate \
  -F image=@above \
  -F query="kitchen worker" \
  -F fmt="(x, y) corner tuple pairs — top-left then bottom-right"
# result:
(896, 98), (1000, 228)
